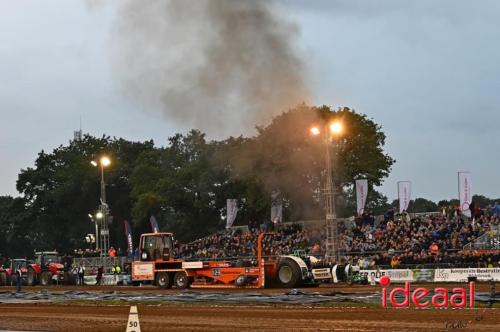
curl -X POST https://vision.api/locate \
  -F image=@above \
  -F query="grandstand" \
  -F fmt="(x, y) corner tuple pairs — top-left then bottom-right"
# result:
(176, 209), (500, 269)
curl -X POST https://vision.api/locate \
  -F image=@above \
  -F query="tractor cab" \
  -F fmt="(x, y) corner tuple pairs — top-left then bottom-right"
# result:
(35, 251), (59, 268)
(4, 259), (27, 271)
(139, 232), (174, 262)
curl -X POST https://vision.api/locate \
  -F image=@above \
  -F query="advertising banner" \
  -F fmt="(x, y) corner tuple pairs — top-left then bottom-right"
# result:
(123, 220), (133, 256)
(271, 191), (283, 223)
(226, 199), (238, 229)
(132, 262), (155, 281)
(412, 269), (435, 282)
(434, 268), (500, 282)
(458, 171), (472, 217)
(359, 269), (414, 283)
(398, 181), (411, 213)
(355, 179), (368, 216)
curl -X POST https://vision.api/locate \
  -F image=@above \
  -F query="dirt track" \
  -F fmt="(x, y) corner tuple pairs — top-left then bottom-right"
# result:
(0, 303), (498, 332)
(0, 283), (497, 331)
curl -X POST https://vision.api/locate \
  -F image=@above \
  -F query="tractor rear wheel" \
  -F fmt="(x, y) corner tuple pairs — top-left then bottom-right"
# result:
(0, 272), (6, 286)
(27, 268), (37, 286)
(277, 259), (302, 288)
(155, 272), (172, 289)
(173, 272), (189, 289)
(40, 271), (52, 286)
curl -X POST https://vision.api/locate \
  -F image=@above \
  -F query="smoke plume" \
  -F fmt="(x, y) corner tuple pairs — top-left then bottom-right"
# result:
(110, 0), (310, 137)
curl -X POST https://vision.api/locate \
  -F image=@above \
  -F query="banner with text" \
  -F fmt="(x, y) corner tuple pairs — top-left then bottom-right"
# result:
(355, 179), (368, 216)
(123, 220), (133, 256)
(434, 268), (500, 282)
(398, 181), (411, 213)
(226, 199), (238, 229)
(359, 269), (414, 283)
(271, 191), (283, 223)
(458, 171), (472, 217)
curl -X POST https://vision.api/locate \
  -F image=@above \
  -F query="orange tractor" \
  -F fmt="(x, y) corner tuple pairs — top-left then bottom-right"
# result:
(131, 232), (333, 289)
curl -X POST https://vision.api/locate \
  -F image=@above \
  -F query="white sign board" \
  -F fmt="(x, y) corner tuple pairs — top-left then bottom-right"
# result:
(359, 269), (414, 283)
(398, 181), (411, 213)
(458, 172), (472, 217)
(434, 268), (500, 282)
(132, 262), (154, 280)
(355, 179), (368, 216)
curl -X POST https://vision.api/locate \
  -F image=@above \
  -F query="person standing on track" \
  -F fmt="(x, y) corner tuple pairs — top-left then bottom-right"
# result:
(77, 264), (85, 286)
(96, 266), (104, 285)
(15, 263), (22, 293)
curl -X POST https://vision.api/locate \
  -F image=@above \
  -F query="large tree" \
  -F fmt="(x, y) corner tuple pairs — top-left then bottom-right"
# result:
(7, 105), (395, 251)
(0, 196), (32, 257)
(217, 105), (395, 220)
(129, 130), (250, 241)
(16, 135), (154, 254)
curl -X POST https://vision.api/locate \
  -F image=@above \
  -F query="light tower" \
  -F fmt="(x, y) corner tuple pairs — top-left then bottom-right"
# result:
(91, 156), (111, 256)
(310, 121), (343, 262)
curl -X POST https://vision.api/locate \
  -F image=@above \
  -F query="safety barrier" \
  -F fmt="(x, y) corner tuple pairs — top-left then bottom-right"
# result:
(73, 256), (131, 273)
(83, 273), (132, 285)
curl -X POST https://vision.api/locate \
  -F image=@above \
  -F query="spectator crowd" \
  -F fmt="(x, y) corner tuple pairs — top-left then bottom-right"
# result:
(175, 224), (317, 259)
(175, 209), (500, 269)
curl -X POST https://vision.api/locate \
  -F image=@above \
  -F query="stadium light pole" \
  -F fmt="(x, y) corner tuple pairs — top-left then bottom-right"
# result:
(310, 121), (343, 263)
(91, 156), (111, 256)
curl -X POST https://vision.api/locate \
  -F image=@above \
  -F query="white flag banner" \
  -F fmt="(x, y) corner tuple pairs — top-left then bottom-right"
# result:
(458, 171), (472, 217)
(355, 179), (368, 216)
(271, 191), (283, 223)
(226, 199), (238, 229)
(398, 181), (411, 213)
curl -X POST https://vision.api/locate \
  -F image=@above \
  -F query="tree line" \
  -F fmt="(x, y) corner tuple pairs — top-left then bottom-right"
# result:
(2, 105), (486, 258)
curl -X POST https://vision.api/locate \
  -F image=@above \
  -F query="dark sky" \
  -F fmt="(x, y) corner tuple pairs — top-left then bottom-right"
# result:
(1, 0), (499, 202)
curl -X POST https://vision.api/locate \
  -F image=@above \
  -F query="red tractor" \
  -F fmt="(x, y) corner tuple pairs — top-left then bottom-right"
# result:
(0, 259), (29, 286)
(26, 251), (66, 286)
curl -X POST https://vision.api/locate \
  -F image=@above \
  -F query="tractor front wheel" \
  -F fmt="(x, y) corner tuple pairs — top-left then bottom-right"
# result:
(40, 271), (52, 286)
(156, 272), (172, 289)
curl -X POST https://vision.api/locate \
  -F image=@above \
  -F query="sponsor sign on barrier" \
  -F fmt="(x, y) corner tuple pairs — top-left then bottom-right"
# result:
(434, 268), (500, 282)
(132, 262), (154, 280)
(359, 269), (413, 283)
(413, 269), (435, 282)
(84, 274), (131, 285)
